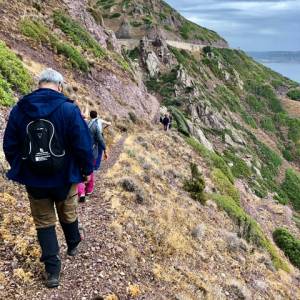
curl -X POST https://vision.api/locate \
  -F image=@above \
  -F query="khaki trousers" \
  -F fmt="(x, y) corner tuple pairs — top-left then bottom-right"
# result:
(28, 184), (78, 229)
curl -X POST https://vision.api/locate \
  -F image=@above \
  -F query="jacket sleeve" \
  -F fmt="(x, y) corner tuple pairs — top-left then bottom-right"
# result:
(68, 106), (94, 176)
(3, 106), (21, 166)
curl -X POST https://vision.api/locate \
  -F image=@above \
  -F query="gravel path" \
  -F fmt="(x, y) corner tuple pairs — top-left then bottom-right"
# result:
(22, 135), (134, 299)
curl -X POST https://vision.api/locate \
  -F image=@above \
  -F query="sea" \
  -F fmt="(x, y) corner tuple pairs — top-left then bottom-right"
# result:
(261, 62), (300, 83)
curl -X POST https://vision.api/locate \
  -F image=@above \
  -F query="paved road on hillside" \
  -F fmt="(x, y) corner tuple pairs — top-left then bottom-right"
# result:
(118, 38), (229, 52)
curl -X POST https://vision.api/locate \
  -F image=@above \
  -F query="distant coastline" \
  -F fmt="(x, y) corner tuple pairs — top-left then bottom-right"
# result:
(248, 51), (300, 64)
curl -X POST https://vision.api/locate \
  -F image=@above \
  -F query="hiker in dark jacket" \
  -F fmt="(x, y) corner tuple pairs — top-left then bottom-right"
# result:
(162, 114), (170, 131)
(3, 68), (94, 288)
(78, 110), (107, 202)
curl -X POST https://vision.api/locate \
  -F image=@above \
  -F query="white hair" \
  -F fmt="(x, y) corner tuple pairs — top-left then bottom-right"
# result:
(38, 68), (64, 85)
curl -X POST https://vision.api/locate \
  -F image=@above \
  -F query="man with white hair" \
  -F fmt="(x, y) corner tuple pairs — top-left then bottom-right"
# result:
(3, 68), (94, 288)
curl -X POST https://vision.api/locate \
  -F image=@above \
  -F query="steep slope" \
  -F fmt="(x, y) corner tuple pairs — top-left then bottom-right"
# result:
(1, 129), (300, 299)
(0, 0), (159, 121)
(1, 0), (300, 299)
(88, 0), (227, 46)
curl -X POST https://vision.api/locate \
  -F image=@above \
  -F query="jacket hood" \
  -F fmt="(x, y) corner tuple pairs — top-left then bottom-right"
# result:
(18, 88), (70, 118)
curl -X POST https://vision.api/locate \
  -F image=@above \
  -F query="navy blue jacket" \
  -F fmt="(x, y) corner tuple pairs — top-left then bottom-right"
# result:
(3, 88), (94, 188)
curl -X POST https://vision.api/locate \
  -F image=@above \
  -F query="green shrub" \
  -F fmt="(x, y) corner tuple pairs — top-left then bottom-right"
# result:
(257, 142), (282, 179)
(109, 13), (121, 19)
(287, 118), (300, 143)
(184, 163), (206, 204)
(130, 21), (142, 27)
(245, 83), (283, 113)
(212, 193), (289, 271)
(146, 68), (177, 99)
(212, 168), (240, 203)
(281, 169), (300, 211)
(282, 148), (293, 162)
(271, 79), (284, 89)
(260, 117), (276, 132)
(245, 94), (264, 112)
(20, 19), (89, 72)
(55, 43), (89, 72)
(274, 194), (289, 205)
(127, 47), (140, 60)
(169, 47), (199, 74)
(293, 214), (300, 229)
(224, 150), (252, 179)
(287, 89), (300, 101)
(0, 41), (32, 95)
(251, 181), (268, 198)
(273, 228), (300, 269)
(143, 16), (153, 26)
(169, 106), (190, 136)
(215, 85), (241, 112)
(20, 19), (49, 43)
(53, 11), (106, 58)
(0, 74), (14, 106)
(186, 137), (234, 183)
(240, 111), (257, 128)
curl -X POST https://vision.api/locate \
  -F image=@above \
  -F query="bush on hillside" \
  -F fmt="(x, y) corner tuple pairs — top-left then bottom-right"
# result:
(53, 11), (106, 58)
(240, 111), (257, 128)
(257, 142), (282, 179)
(186, 137), (234, 183)
(273, 228), (300, 269)
(245, 94), (265, 112)
(184, 163), (206, 204)
(281, 168), (300, 211)
(287, 118), (300, 143)
(0, 74), (14, 106)
(212, 168), (240, 204)
(215, 85), (241, 112)
(20, 19), (89, 72)
(211, 193), (289, 271)
(0, 41), (32, 95)
(260, 117), (276, 132)
(169, 106), (190, 136)
(223, 150), (252, 179)
(287, 89), (300, 101)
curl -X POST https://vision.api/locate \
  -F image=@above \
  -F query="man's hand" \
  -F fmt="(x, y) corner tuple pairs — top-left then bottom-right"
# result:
(84, 175), (91, 182)
(104, 151), (108, 161)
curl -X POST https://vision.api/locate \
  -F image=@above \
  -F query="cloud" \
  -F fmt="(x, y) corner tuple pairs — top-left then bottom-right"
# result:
(165, 0), (300, 51)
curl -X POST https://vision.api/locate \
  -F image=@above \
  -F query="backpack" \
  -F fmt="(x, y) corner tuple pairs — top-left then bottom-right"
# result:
(21, 119), (66, 174)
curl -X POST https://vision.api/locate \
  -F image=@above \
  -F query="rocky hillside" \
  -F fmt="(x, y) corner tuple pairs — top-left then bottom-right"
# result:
(1, 0), (300, 299)
(88, 0), (227, 46)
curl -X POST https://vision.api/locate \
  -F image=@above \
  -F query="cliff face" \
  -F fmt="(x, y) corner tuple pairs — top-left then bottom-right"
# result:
(1, 0), (300, 299)
(88, 0), (228, 47)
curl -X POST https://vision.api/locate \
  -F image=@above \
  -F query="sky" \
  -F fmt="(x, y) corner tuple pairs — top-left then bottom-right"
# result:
(165, 0), (300, 51)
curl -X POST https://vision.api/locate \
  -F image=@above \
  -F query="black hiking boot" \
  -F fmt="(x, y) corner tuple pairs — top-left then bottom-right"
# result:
(67, 244), (80, 256)
(45, 272), (60, 288)
(79, 196), (86, 203)
(60, 219), (82, 257)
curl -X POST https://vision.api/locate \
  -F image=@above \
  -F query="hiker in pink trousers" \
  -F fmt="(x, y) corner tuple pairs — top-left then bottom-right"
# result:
(78, 111), (107, 203)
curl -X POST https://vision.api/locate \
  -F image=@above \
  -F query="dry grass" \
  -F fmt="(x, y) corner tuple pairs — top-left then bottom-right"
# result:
(103, 128), (300, 298)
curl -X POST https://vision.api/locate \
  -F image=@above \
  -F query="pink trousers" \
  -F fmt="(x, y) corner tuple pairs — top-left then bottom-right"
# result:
(77, 172), (94, 197)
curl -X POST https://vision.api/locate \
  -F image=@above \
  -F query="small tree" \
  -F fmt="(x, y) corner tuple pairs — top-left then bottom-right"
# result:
(184, 163), (206, 204)
(273, 228), (300, 269)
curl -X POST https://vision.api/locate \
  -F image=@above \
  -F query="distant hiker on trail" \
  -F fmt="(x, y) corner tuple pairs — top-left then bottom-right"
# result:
(3, 68), (94, 288)
(78, 110), (108, 203)
(162, 113), (171, 131)
(95, 113), (111, 171)
(168, 113), (173, 130)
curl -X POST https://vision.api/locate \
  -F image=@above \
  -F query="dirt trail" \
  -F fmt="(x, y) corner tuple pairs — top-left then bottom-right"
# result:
(20, 135), (138, 299)
(281, 97), (300, 118)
